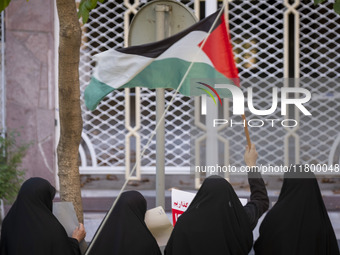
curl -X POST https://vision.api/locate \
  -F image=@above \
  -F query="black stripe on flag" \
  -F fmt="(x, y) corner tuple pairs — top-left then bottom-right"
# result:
(116, 9), (223, 58)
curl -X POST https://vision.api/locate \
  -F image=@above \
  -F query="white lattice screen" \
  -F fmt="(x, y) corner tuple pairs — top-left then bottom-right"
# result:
(298, 1), (340, 165)
(79, 0), (340, 180)
(224, 0), (285, 167)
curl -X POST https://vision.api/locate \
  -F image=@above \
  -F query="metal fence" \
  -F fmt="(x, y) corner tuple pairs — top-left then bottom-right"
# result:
(79, 0), (340, 184)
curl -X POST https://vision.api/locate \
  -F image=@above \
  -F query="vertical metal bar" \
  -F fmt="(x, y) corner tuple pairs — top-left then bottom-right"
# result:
(125, 87), (141, 180)
(206, 98), (218, 176)
(283, 0), (289, 165)
(155, 4), (170, 208)
(205, 0), (218, 177)
(283, 0), (300, 166)
(194, 0), (200, 19)
(293, 0), (301, 164)
(155, 89), (165, 207)
(223, 0), (230, 181)
(205, 0), (217, 16)
(201, 94), (207, 115)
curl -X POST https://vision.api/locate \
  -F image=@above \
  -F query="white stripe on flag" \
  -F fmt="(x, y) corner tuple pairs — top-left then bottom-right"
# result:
(158, 31), (213, 65)
(93, 50), (152, 89)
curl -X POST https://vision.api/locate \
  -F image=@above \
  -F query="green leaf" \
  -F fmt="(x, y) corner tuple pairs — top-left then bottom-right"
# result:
(0, 131), (30, 201)
(0, 0), (11, 13)
(314, 0), (326, 5)
(82, 10), (90, 24)
(334, 0), (340, 15)
(87, 0), (97, 10)
(78, 0), (99, 24)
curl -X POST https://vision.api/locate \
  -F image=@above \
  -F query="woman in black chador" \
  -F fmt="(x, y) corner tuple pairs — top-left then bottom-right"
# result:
(254, 167), (340, 255)
(86, 190), (161, 255)
(165, 144), (269, 255)
(0, 177), (85, 255)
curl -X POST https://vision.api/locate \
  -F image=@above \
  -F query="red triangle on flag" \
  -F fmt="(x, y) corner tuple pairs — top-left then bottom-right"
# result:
(198, 13), (240, 86)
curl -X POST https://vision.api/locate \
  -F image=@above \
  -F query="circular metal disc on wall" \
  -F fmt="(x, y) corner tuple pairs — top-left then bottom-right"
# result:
(128, 0), (197, 46)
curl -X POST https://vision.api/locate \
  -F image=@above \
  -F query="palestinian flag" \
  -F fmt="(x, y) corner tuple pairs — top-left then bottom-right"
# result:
(85, 9), (239, 111)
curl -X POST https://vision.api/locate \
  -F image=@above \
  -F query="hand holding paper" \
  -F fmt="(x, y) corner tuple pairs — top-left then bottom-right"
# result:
(72, 223), (86, 242)
(144, 206), (173, 247)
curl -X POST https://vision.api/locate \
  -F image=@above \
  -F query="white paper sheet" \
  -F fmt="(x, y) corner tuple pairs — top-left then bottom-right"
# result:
(145, 206), (173, 247)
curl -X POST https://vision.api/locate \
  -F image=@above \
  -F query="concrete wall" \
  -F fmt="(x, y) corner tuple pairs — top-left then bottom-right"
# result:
(0, 41), (2, 132)
(5, 0), (56, 184)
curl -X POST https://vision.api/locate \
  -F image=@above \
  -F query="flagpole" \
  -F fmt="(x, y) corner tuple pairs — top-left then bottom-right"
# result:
(242, 114), (252, 149)
(223, 1), (252, 150)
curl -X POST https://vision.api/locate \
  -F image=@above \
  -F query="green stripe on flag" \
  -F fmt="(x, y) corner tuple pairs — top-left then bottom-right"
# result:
(85, 58), (234, 110)
(85, 77), (115, 110)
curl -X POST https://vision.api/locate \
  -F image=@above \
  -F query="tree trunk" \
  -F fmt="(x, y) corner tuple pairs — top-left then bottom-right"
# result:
(56, 0), (83, 222)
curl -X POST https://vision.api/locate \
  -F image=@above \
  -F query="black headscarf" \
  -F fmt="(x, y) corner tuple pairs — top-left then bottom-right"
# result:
(86, 190), (161, 255)
(0, 177), (81, 255)
(254, 167), (340, 255)
(165, 175), (253, 255)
